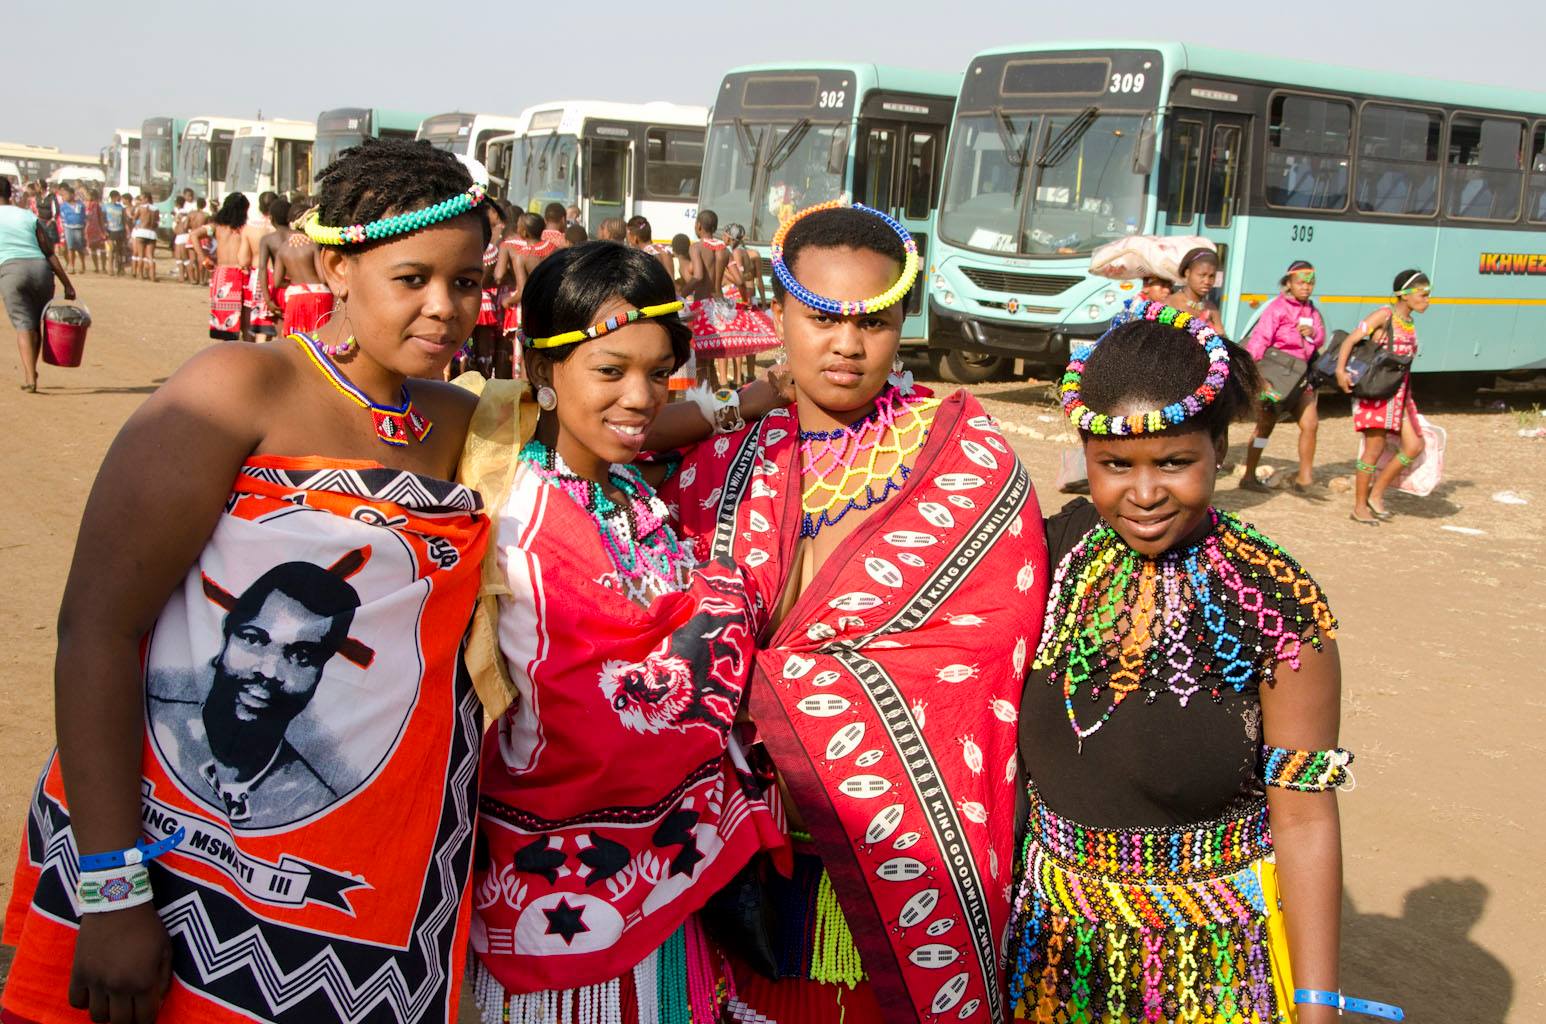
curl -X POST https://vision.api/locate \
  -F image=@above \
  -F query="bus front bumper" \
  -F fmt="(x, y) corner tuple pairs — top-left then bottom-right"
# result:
(929, 301), (1107, 374)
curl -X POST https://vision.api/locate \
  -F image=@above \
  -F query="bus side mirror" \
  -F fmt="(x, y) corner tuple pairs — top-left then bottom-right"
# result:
(1132, 115), (1156, 175)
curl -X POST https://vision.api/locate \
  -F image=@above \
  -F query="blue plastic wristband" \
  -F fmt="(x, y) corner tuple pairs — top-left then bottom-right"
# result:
(1294, 988), (1404, 1020)
(78, 827), (186, 872)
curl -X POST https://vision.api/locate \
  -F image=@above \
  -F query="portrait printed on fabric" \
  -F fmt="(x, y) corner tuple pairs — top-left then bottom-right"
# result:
(145, 507), (426, 831)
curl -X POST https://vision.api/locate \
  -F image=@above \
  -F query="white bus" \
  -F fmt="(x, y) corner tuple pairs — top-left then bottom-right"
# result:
(416, 111), (520, 167)
(487, 100), (707, 239)
(227, 119), (316, 205)
(101, 128), (141, 198)
(175, 115), (263, 206)
(0, 142), (101, 186)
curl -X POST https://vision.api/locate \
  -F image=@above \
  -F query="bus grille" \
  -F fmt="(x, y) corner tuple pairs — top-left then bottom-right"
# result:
(959, 268), (1084, 295)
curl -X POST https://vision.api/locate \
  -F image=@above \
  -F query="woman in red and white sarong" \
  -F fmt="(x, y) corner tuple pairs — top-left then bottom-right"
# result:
(1334, 269), (1431, 524)
(461, 243), (794, 1022)
(663, 206), (1048, 1024)
(3, 139), (496, 1024)
(490, 213), (558, 380)
(189, 194), (255, 342)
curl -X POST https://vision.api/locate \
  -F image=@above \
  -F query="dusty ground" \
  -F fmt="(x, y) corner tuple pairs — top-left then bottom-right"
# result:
(0, 273), (1541, 1022)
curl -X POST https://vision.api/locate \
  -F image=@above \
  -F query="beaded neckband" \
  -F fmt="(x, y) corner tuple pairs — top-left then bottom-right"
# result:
(770, 201), (920, 316)
(300, 181), (487, 247)
(1059, 299), (1230, 436)
(520, 301), (684, 350)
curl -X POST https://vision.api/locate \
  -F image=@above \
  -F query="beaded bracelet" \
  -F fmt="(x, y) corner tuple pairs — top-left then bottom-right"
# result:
(301, 182), (487, 247)
(770, 201), (919, 316)
(1261, 744), (1355, 792)
(1059, 299), (1230, 436)
(78, 863), (153, 914)
(521, 301), (685, 350)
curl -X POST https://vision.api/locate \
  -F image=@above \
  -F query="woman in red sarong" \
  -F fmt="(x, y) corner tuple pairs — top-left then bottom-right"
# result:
(1333, 269), (1430, 524)
(662, 205), (1050, 1024)
(3, 138), (496, 1024)
(459, 242), (794, 1022)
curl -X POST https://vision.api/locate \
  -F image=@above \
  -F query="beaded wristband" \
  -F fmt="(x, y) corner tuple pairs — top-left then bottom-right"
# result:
(78, 863), (153, 914)
(1060, 299), (1231, 436)
(1261, 744), (1355, 792)
(1295, 989), (1404, 1020)
(301, 182), (487, 247)
(770, 201), (920, 316)
(79, 825), (186, 871)
(521, 301), (685, 350)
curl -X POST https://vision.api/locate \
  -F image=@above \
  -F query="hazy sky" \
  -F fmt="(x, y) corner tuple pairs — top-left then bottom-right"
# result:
(4, 0), (1541, 155)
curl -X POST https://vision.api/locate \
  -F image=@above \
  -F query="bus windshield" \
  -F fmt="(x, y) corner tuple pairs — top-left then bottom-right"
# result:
(314, 132), (363, 175)
(940, 110), (1149, 255)
(142, 129), (173, 195)
(511, 134), (577, 208)
(419, 114), (474, 154)
(698, 120), (849, 242)
(178, 138), (209, 196)
(227, 136), (265, 192)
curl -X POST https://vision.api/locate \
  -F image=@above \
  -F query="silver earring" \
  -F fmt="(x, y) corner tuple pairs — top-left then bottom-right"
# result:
(536, 385), (557, 411)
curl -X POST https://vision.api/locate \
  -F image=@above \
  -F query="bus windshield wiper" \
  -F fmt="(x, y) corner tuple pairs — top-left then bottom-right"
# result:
(994, 107), (1030, 167)
(1038, 106), (1100, 169)
(732, 117), (759, 165)
(765, 118), (812, 173)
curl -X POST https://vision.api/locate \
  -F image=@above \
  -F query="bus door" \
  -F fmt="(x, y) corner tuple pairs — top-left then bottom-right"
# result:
(582, 125), (633, 234)
(856, 110), (949, 336)
(1163, 108), (1251, 332)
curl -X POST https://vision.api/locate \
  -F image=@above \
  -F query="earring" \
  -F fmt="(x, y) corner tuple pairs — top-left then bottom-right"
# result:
(536, 385), (557, 411)
(322, 300), (356, 357)
(887, 354), (915, 396)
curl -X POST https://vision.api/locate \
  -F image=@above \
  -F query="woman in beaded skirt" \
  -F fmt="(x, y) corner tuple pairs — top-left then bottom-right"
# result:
(1007, 301), (1391, 1024)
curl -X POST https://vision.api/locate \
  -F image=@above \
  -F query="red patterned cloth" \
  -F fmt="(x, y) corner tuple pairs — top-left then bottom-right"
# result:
(245, 267), (276, 332)
(663, 390), (1049, 1024)
(281, 283), (333, 336)
(1353, 315), (1419, 432)
(477, 287), (499, 327)
(687, 297), (781, 359)
(208, 265), (246, 338)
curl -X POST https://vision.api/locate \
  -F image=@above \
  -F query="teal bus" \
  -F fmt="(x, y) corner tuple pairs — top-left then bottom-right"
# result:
(312, 108), (428, 188)
(928, 41), (1546, 382)
(695, 63), (961, 340)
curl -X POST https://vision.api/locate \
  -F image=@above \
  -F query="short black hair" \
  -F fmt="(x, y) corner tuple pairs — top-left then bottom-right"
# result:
(670, 233), (691, 256)
(564, 223), (588, 245)
(213, 192), (249, 229)
(626, 215), (652, 242)
(1078, 317), (1261, 442)
(0, 177), (11, 201)
(1393, 268), (1429, 293)
(268, 195), (291, 228)
(543, 201), (566, 224)
(695, 208), (718, 234)
(518, 212), (544, 240)
(223, 560), (360, 657)
(258, 190), (276, 216)
(770, 206), (906, 303)
(521, 241), (692, 370)
(314, 137), (489, 251)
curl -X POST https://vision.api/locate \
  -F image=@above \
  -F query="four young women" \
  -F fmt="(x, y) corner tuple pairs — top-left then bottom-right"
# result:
(4, 141), (1385, 1022)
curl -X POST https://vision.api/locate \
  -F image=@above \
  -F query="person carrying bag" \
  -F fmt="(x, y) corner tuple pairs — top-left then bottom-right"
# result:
(1241, 260), (1326, 492)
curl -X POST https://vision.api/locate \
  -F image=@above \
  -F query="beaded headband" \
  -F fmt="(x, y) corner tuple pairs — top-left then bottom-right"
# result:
(301, 181), (487, 247)
(1060, 299), (1230, 436)
(770, 201), (920, 316)
(521, 301), (685, 350)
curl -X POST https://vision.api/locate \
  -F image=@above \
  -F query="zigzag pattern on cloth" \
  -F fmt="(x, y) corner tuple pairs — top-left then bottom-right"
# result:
(240, 464), (482, 514)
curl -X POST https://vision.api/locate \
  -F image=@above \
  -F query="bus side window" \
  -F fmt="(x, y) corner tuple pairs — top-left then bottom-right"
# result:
(1356, 105), (1441, 217)
(903, 130), (939, 220)
(1165, 119), (1204, 225)
(1446, 114), (1526, 222)
(860, 126), (898, 209)
(1203, 124), (1243, 229)
(1529, 124), (1546, 224)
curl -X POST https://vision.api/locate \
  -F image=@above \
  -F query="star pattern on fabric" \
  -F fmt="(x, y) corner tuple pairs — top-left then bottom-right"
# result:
(543, 897), (589, 945)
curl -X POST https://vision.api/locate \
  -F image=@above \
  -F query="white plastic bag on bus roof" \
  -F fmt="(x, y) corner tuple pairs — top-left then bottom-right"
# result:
(1089, 235), (1216, 283)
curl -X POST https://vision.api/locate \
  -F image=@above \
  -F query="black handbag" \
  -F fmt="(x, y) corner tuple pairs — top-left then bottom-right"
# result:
(1257, 347), (1309, 405)
(1351, 319), (1413, 400)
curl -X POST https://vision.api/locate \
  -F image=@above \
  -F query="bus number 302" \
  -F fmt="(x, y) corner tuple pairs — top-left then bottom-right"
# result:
(1110, 73), (1145, 93)
(1291, 224), (1315, 242)
(819, 90), (847, 109)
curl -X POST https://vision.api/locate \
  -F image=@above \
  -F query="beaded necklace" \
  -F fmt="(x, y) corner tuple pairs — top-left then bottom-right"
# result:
(798, 387), (938, 538)
(1033, 508), (1336, 746)
(293, 334), (432, 447)
(520, 439), (695, 605)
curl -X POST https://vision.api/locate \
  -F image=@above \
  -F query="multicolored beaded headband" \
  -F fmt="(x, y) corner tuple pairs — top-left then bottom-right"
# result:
(770, 201), (920, 316)
(1059, 299), (1231, 436)
(520, 301), (685, 350)
(300, 181), (487, 247)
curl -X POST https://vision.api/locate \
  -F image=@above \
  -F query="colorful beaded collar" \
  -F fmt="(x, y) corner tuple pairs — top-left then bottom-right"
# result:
(292, 334), (432, 447)
(1059, 299), (1229, 436)
(520, 301), (684, 350)
(770, 201), (920, 316)
(300, 182), (487, 247)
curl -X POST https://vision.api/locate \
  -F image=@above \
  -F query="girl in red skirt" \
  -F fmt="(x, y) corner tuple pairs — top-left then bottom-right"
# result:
(1334, 269), (1430, 524)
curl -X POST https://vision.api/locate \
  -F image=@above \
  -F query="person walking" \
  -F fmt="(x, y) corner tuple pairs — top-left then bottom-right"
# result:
(57, 186), (88, 275)
(1242, 259), (1326, 492)
(84, 189), (108, 274)
(1335, 269), (1431, 524)
(0, 176), (77, 392)
(188, 193), (254, 340)
(103, 190), (128, 276)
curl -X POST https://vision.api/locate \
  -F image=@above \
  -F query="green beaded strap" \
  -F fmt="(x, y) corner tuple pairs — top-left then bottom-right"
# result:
(1355, 460), (1377, 474)
(1396, 452), (1415, 467)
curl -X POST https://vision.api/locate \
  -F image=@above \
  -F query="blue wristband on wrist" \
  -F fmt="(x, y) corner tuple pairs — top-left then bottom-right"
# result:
(1294, 989), (1404, 1020)
(78, 827), (186, 872)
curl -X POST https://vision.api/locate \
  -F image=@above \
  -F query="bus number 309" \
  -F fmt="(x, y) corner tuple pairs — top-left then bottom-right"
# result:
(1110, 73), (1145, 93)
(1291, 224), (1315, 242)
(819, 90), (847, 109)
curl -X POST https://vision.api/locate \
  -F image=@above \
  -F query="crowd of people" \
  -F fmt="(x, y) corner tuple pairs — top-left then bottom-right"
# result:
(0, 136), (1410, 1024)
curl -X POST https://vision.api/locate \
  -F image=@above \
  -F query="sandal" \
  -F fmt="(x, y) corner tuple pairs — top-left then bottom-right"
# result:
(1370, 506), (1394, 520)
(1348, 513), (1381, 527)
(1239, 474), (1276, 492)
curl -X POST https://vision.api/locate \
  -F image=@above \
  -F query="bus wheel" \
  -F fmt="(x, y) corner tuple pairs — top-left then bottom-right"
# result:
(931, 348), (1006, 384)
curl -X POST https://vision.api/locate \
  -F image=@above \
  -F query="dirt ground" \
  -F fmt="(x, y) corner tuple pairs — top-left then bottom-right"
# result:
(1, 273), (1541, 1022)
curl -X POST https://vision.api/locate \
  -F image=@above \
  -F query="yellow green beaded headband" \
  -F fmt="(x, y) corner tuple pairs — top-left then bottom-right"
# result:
(300, 182), (487, 247)
(521, 301), (685, 350)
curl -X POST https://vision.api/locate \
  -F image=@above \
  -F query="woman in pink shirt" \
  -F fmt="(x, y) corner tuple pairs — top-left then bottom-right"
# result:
(1241, 259), (1325, 491)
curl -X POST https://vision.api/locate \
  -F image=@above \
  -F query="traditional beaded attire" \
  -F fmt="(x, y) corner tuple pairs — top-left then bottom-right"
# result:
(4, 457), (489, 1024)
(1352, 312), (1419, 433)
(456, 382), (785, 1023)
(1008, 501), (1341, 1024)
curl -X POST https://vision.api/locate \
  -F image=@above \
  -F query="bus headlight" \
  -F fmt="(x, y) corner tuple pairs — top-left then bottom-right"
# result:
(940, 290), (957, 307)
(1086, 304), (1103, 320)
(1103, 289), (1118, 305)
(932, 273), (948, 292)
